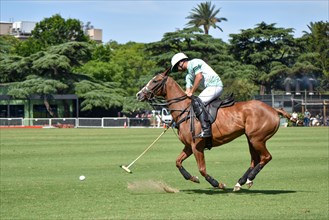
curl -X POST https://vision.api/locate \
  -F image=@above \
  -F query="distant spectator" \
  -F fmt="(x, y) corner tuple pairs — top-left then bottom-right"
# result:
(303, 109), (311, 127)
(292, 111), (298, 126)
(156, 115), (161, 128)
(314, 114), (322, 126)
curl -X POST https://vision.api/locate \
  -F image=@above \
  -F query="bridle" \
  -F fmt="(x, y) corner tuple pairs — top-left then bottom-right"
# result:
(140, 73), (193, 126)
(138, 71), (197, 135)
(140, 73), (189, 107)
(139, 73), (168, 101)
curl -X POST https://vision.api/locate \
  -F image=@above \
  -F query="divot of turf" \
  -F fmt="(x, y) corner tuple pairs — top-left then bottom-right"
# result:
(127, 180), (179, 193)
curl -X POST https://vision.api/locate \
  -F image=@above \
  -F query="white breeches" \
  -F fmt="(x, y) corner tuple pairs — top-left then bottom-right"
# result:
(198, 86), (223, 105)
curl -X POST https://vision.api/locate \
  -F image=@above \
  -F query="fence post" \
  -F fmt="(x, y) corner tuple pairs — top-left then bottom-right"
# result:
(324, 100), (327, 126)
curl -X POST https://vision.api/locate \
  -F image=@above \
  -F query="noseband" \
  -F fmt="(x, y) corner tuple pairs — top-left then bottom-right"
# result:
(141, 74), (168, 100)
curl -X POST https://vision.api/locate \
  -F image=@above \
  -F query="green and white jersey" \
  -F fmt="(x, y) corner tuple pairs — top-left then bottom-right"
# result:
(185, 59), (223, 89)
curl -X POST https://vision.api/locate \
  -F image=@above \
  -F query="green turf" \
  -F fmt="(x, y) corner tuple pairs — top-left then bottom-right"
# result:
(1, 127), (328, 219)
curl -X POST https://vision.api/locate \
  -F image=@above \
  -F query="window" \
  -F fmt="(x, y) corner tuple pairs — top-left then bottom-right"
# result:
(0, 105), (7, 118)
(0, 105), (24, 117)
(33, 105), (57, 118)
(10, 105), (24, 117)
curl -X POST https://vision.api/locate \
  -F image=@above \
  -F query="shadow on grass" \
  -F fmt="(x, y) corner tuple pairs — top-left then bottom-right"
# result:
(180, 188), (297, 195)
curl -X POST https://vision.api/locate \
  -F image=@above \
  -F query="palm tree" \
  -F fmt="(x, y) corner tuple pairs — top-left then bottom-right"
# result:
(186, 1), (227, 35)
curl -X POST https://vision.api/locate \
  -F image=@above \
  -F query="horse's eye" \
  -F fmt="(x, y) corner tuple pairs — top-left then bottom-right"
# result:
(152, 80), (158, 83)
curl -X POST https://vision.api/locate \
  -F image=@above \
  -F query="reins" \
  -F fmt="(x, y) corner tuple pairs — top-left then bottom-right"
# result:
(149, 94), (188, 107)
(141, 73), (196, 136)
(148, 94), (196, 137)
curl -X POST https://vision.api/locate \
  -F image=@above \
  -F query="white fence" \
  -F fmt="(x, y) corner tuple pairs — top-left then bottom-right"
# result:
(0, 117), (166, 128)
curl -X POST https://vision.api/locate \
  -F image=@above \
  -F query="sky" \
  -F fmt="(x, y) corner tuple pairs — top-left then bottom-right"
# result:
(1, 0), (328, 44)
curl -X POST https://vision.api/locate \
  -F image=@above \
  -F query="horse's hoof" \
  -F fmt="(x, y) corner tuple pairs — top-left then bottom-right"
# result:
(219, 182), (226, 190)
(190, 176), (200, 183)
(233, 183), (241, 192)
(246, 179), (253, 189)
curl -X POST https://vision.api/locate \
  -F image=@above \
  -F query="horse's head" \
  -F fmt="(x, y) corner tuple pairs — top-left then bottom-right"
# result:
(136, 68), (170, 101)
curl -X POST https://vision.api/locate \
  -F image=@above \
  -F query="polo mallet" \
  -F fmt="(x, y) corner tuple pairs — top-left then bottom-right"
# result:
(120, 127), (169, 173)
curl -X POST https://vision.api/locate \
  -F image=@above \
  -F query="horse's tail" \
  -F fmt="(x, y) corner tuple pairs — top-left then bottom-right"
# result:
(275, 108), (292, 120)
(275, 108), (302, 125)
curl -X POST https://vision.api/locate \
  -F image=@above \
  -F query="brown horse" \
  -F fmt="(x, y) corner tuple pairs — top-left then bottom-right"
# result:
(136, 68), (295, 191)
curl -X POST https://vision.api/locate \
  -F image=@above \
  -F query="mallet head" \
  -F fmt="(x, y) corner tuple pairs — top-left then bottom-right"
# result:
(120, 165), (132, 173)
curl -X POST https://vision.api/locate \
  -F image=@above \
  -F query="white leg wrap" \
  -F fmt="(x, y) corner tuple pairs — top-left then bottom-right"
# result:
(233, 182), (242, 191)
(246, 179), (253, 188)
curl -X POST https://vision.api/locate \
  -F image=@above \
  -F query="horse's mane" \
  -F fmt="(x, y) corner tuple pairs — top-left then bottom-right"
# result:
(165, 76), (186, 97)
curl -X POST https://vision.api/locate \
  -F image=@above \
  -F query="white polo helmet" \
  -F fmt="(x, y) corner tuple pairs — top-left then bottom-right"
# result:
(171, 52), (188, 72)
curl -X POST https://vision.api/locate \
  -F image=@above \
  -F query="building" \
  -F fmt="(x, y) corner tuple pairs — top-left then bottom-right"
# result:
(87, 28), (102, 43)
(0, 21), (103, 42)
(0, 21), (36, 40)
(11, 21), (37, 40)
(0, 21), (12, 35)
(0, 84), (79, 119)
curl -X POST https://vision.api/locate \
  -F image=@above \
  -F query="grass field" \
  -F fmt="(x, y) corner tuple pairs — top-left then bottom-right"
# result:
(1, 127), (328, 219)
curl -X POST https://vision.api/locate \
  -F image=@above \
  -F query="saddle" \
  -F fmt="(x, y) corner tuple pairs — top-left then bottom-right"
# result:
(174, 94), (235, 129)
(205, 93), (235, 124)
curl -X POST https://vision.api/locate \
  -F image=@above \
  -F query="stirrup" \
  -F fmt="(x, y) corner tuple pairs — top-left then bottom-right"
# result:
(195, 131), (212, 138)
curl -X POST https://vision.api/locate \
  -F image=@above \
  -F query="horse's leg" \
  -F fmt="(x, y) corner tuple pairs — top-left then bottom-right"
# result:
(176, 146), (200, 183)
(234, 139), (260, 191)
(246, 141), (272, 186)
(192, 144), (226, 189)
(234, 140), (272, 191)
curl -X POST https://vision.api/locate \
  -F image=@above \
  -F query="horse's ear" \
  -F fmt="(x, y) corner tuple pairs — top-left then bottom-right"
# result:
(163, 67), (171, 76)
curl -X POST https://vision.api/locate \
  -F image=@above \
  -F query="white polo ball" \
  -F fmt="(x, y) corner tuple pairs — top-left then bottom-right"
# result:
(79, 175), (86, 181)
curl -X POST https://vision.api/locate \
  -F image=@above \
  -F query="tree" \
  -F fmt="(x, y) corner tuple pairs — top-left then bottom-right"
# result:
(8, 75), (68, 116)
(31, 14), (88, 48)
(0, 54), (31, 83)
(74, 80), (126, 111)
(6, 42), (126, 117)
(300, 21), (329, 91)
(107, 42), (156, 96)
(82, 21), (94, 35)
(229, 22), (297, 94)
(13, 38), (43, 57)
(186, 1), (227, 35)
(146, 27), (204, 70)
(146, 27), (226, 69)
(76, 41), (156, 114)
(9, 14), (89, 57)
(6, 42), (90, 116)
(302, 21), (329, 73)
(0, 35), (20, 54)
(146, 27), (259, 100)
(90, 40), (117, 62)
